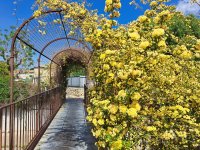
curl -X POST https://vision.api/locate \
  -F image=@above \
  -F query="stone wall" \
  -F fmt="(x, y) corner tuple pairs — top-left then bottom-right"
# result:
(66, 87), (84, 98)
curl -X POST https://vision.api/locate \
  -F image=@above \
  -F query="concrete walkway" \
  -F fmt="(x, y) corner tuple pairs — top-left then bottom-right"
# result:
(35, 99), (97, 150)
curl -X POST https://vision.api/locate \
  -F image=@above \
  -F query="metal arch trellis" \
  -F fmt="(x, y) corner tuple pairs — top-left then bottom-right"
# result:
(37, 37), (91, 88)
(48, 47), (91, 88)
(37, 37), (91, 92)
(7, 9), (92, 149)
(10, 9), (91, 103)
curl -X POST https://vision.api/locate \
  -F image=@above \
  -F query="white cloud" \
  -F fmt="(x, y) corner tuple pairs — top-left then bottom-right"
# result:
(176, 0), (200, 16)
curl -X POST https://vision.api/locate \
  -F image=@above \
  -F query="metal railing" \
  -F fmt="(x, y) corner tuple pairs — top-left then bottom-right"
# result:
(83, 84), (88, 106)
(0, 86), (63, 150)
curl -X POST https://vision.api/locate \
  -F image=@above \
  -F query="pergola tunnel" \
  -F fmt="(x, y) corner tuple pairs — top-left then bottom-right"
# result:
(0, 10), (92, 149)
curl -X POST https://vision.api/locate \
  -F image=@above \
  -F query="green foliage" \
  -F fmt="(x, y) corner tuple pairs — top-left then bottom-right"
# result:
(14, 81), (37, 101)
(0, 61), (10, 102)
(0, 26), (35, 69)
(69, 64), (86, 77)
(168, 14), (200, 39)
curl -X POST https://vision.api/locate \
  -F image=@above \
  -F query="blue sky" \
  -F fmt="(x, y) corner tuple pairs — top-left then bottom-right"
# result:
(0, 0), (199, 30)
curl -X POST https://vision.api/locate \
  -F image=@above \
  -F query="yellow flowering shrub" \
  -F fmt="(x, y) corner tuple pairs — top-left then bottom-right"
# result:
(35, 0), (200, 149)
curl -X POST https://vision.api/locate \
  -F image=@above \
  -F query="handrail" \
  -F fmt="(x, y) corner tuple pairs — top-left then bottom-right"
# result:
(0, 86), (64, 149)
(0, 87), (60, 110)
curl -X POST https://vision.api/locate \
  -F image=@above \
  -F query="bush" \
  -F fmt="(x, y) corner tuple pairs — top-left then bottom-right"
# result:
(34, 0), (200, 149)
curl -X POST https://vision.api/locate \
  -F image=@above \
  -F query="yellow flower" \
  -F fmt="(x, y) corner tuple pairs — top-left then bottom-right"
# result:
(110, 114), (117, 121)
(117, 90), (126, 98)
(106, 0), (113, 5)
(176, 131), (187, 138)
(161, 131), (174, 140)
(152, 28), (165, 37)
(108, 105), (118, 114)
(100, 53), (106, 59)
(119, 105), (127, 113)
(111, 140), (123, 150)
(146, 126), (157, 132)
(94, 130), (101, 137)
(139, 41), (150, 49)
(86, 116), (92, 121)
(96, 29), (102, 37)
(103, 64), (110, 70)
(33, 10), (42, 17)
(180, 50), (192, 59)
(131, 102), (141, 111)
(113, 11), (120, 17)
(92, 119), (98, 126)
(116, 62), (123, 69)
(150, 1), (158, 7)
(118, 71), (128, 80)
(154, 16), (160, 23)
(127, 108), (137, 118)
(128, 32), (140, 40)
(105, 50), (114, 55)
(195, 39), (200, 51)
(62, 4), (67, 10)
(98, 119), (105, 125)
(131, 92), (141, 101)
(138, 15), (148, 23)
(131, 70), (142, 77)
(108, 72), (114, 79)
(110, 61), (117, 67)
(80, 9), (86, 15)
(113, 2), (121, 9)
(158, 40), (167, 48)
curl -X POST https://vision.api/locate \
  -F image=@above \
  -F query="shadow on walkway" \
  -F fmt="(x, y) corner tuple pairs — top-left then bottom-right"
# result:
(35, 99), (97, 150)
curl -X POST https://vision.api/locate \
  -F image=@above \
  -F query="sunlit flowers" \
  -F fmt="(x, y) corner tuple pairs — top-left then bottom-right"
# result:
(150, 1), (158, 7)
(128, 31), (140, 40)
(117, 90), (126, 98)
(161, 131), (174, 140)
(119, 105), (127, 113)
(111, 140), (122, 150)
(139, 41), (150, 49)
(158, 40), (167, 47)
(127, 108), (137, 118)
(103, 64), (110, 70)
(146, 126), (157, 132)
(108, 104), (118, 114)
(131, 92), (141, 101)
(138, 15), (148, 23)
(152, 28), (165, 37)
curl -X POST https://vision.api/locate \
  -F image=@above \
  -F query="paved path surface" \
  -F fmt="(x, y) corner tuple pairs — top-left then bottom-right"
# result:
(35, 99), (97, 150)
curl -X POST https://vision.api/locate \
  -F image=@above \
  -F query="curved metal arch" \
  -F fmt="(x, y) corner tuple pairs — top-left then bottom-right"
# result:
(38, 37), (91, 61)
(49, 47), (91, 87)
(37, 37), (91, 91)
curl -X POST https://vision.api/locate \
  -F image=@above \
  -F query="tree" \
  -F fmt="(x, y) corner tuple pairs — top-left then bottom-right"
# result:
(0, 26), (35, 103)
(0, 26), (34, 69)
(0, 61), (10, 103)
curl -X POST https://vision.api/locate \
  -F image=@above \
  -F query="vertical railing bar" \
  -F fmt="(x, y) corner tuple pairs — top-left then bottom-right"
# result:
(25, 99), (28, 146)
(0, 108), (2, 150)
(22, 101), (24, 149)
(19, 102), (22, 150)
(16, 103), (18, 150)
(4, 108), (7, 150)
(30, 100), (32, 141)
(13, 103), (15, 149)
(27, 99), (29, 145)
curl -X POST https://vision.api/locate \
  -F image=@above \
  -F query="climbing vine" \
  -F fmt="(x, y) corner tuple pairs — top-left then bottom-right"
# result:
(34, 0), (200, 149)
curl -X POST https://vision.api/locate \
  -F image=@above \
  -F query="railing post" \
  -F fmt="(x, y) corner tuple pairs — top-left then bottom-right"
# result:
(0, 109), (2, 150)
(10, 42), (15, 150)
(84, 84), (88, 106)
